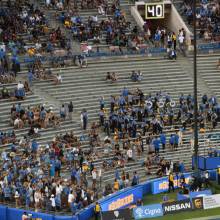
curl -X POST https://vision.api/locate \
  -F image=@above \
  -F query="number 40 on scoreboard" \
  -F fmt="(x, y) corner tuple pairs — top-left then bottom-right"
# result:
(145, 2), (164, 19)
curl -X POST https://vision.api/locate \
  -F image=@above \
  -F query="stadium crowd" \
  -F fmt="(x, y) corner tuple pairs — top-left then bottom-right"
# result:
(0, 0), (219, 216)
(180, 0), (220, 40)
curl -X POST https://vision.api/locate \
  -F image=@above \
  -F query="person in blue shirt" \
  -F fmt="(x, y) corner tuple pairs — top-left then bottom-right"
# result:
(0, 48), (5, 59)
(55, 158), (61, 177)
(31, 140), (38, 153)
(99, 96), (105, 110)
(55, 194), (61, 210)
(115, 168), (120, 180)
(118, 95), (126, 107)
(49, 164), (55, 177)
(153, 137), (160, 154)
(99, 110), (104, 126)
(28, 70), (34, 86)
(174, 132), (179, 150)
(122, 87), (129, 97)
(4, 185), (11, 201)
(131, 171), (139, 186)
(160, 133), (166, 150)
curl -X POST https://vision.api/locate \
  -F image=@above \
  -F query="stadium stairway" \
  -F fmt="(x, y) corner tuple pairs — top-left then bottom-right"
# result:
(194, 54), (220, 98)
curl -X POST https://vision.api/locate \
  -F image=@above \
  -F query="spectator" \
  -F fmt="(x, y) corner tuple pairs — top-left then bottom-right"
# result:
(168, 172), (175, 193)
(131, 171), (139, 186)
(68, 101), (74, 120)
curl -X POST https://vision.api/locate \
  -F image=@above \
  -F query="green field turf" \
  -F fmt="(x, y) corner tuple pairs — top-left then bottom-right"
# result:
(142, 182), (220, 220)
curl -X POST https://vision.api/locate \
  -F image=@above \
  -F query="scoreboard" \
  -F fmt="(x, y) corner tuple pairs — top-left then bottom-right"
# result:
(145, 2), (164, 19)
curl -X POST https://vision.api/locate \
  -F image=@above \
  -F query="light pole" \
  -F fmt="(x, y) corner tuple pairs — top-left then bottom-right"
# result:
(193, 0), (199, 173)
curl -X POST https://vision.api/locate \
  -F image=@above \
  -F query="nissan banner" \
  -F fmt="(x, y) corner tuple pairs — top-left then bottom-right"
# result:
(163, 199), (192, 215)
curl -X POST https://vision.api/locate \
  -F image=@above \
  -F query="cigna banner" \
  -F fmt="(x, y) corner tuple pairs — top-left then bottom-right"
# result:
(133, 204), (163, 219)
(163, 199), (192, 215)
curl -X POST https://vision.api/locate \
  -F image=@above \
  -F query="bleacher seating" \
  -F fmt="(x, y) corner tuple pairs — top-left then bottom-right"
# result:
(0, 0), (220, 216)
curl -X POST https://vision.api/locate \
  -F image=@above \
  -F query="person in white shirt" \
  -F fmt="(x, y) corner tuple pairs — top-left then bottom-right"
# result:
(34, 190), (41, 211)
(50, 194), (56, 211)
(46, 0), (51, 7)
(17, 81), (24, 90)
(54, 73), (62, 84)
(0, 43), (6, 52)
(92, 168), (97, 189)
(178, 33), (185, 54)
(56, 1), (63, 10)
(14, 117), (24, 129)
(15, 190), (20, 207)
(98, 5), (105, 15)
(35, 42), (42, 51)
(68, 190), (75, 207)
(127, 148), (133, 161)
(92, 15), (98, 23)
(56, 184), (63, 197)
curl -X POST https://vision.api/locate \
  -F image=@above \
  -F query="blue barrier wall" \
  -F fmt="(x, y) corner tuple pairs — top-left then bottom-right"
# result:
(54, 216), (75, 220)
(198, 156), (206, 170)
(0, 205), (6, 220)
(193, 156), (220, 170)
(141, 181), (152, 195)
(206, 157), (220, 170)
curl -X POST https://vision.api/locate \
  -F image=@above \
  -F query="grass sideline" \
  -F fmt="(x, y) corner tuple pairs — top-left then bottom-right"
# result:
(142, 182), (220, 219)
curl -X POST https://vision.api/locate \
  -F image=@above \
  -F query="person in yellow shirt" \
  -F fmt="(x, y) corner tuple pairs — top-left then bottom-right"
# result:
(113, 178), (120, 191)
(168, 172), (174, 192)
(64, 20), (71, 28)
(94, 202), (101, 220)
(172, 32), (177, 50)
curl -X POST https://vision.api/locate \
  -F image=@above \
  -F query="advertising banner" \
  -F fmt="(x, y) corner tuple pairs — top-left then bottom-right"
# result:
(151, 173), (192, 194)
(192, 197), (204, 210)
(163, 199), (192, 215)
(203, 194), (220, 210)
(190, 189), (212, 199)
(133, 204), (163, 219)
(102, 209), (132, 220)
(100, 185), (143, 211)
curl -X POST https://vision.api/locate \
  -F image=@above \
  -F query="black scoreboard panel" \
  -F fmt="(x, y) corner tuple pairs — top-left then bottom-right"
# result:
(145, 2), (164, 19)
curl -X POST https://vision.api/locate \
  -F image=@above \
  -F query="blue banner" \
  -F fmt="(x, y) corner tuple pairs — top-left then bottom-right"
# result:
(100, 185), (143, 211)
(198, 42), (220, 51)
(177, 190), (212, 201)
(190, 190), (212, 199)
(133, 204), (163, 219)
(151, 173), (192, 194)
